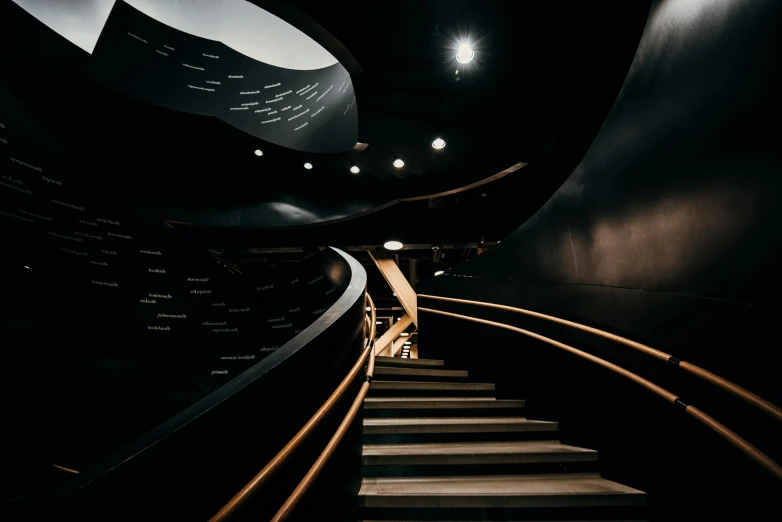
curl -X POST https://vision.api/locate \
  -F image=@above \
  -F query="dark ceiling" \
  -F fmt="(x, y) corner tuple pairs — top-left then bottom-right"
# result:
(0, 0), (651, 231)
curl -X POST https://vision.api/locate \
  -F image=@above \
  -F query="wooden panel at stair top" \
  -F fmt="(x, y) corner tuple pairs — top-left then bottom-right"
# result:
(373, 366), (467, 379)
(375, 356), (444, 368)
(364, 397), (524, 410)
(363, 417), (559, 435)
(371, 381), (495, 392)
(358, 473), (647, 509)
(368, 250), (418, 326)
(362, 441), (597, 466)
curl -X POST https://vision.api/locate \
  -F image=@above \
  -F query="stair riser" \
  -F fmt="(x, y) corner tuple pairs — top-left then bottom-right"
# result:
(373, 369), (468, 380)
(364, 407), (524, 419)
(368, 388), (496, 398)
(373, 358), (445, 369)
(361, 460), (600, 478)
(363, 430), (561, 445)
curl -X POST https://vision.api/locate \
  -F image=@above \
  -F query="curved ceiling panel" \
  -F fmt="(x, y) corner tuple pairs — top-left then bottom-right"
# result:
(13, 0), (357, 154)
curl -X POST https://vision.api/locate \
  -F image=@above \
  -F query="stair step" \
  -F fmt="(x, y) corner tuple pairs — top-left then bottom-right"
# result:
(358, 473), (647, 509)
(363, 417), (556, 435)
(371, 381), (495, 392)
(364, 397), (524, 410)
(375, 356), (444, 368)
(374, 366), (467, 379)
(363, 441), (597, 466)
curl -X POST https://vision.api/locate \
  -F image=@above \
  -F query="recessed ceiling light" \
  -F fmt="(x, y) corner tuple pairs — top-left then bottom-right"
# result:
(384, 240), (403, 251)
(304, 162), (313, 169)
(396, 317), (402, 321)
(434, 270), (444, 276)
(366, 307), (371, 311)
(400, 332), (410, 337)
(456, 43), (475, 64)
(350, 165), (360, 174)
(254, 149), (263, 156)
(24, 265), (30, 269)
(393, 158), (405, 168)
(432, 138), (446, 150)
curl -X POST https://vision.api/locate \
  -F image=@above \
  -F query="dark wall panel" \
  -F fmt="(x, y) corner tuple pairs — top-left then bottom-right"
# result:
(419, 0), (782, 519)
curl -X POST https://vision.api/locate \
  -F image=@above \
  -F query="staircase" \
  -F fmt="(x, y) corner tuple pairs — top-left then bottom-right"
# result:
(359, 356), (646, 521)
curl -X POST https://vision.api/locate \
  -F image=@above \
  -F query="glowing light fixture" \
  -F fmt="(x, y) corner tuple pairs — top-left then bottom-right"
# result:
(432, 138), (446, 150)
(350, 165), (360, 174)
(254, 149), (263, 156)
(400, 332), (410, 337)
(304, 162), (313, 169)
(404, 341), (412, 345)
(376, 321), (383, 325)
(456, 43), (475, 64)
(393, 158), (405, 168)
(384, 240), (403, 251)
(434, 270), (445, 276)
(366, 307), (371, 311)
(24, 265), (30, 269)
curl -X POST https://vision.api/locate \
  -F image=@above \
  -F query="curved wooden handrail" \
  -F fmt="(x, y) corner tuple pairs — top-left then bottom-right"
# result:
(419, 294), (782, 423)
(52, 464), (79, 474)
(208, 294), (377, 522)
(270, 302), (376, 521)
(419, 307), (782, 481)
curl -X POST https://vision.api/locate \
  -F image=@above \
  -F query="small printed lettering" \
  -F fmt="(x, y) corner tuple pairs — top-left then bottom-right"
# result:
(148, 268), (166, 274)
(19, 209), (52, 221)
(92, 280), (118, 287)
(128, 32), (147, 43)
(51, 199), (85, 211)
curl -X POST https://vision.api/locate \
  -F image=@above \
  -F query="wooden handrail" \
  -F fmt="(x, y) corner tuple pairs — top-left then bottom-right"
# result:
(271, 319), (376, 521)
(53, 464), (79, 474)
(419, 307), (782, 481)
(419, 294), (782, 423)
(208, 294), (377, 522)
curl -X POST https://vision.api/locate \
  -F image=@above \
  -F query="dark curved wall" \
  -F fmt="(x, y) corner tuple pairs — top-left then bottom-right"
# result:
(420, 0), (782, 518)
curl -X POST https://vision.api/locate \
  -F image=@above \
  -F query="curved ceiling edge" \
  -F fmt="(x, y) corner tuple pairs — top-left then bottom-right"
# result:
(162, 162), (528, 231)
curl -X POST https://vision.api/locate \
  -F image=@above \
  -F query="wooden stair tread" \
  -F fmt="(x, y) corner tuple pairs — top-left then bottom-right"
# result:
(358, 473), (647, 508)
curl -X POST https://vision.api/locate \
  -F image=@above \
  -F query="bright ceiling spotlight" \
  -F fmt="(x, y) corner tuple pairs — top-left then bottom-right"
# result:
(456, 43), (475, 64)
(254, 149), (263, 157)
(400, 332), (410, 337)
(434, 270), (445, 276)
(366, 307), (371, 311)
(384, 240), (403, 251)
(304, 162), (313, 169)
(432, 138), (446, 150)
(393, 158), (405, 168)
(350, 165), (360, 174)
